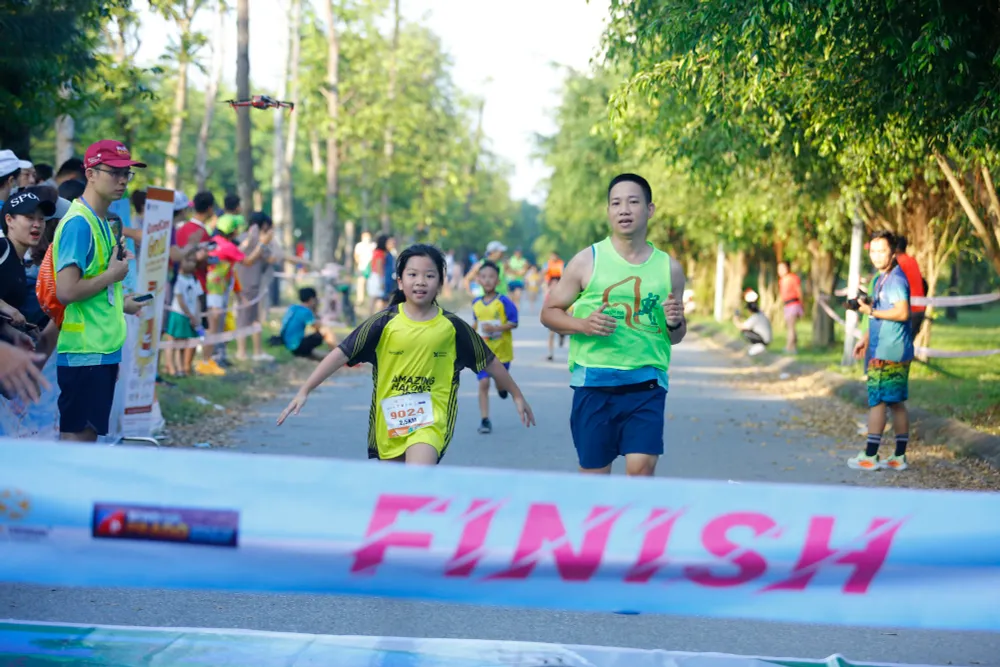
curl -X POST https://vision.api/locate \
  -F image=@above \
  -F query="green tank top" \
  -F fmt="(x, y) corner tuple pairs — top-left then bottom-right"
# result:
(568, 238), (673, 374)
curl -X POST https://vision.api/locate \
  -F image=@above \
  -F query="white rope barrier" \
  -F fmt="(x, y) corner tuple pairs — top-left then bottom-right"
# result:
(158, 323), (263, 350)
(816, 295), (1000, 358)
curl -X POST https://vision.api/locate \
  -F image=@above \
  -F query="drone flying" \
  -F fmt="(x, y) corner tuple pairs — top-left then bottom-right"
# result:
(225, 95), (294, 112)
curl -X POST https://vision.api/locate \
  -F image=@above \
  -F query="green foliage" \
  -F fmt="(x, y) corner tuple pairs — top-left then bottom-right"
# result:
(0, 0), (133, 155)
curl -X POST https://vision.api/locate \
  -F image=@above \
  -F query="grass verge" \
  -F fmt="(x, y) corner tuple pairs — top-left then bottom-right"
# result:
(156, 318), (352, 434)
(693, 303), (1000, 435)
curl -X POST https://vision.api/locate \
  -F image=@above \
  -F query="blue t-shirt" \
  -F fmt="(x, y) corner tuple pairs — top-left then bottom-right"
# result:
(55, 214), (122, 367)
(281, 304), (315, 352)
(867, 265), (913, 364)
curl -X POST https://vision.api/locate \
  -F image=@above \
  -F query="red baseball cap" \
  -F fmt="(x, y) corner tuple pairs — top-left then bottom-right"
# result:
(84, 140), (147, 169)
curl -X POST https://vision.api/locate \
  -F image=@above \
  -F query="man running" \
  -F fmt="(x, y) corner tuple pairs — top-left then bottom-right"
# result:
(540, 173), (686, 476)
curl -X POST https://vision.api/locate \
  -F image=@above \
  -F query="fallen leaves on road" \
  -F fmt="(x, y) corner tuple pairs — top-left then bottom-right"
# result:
(721, 351), (1000, 492)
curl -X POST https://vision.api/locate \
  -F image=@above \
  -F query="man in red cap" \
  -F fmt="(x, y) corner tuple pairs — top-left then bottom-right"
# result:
(51, 140), (148, 442)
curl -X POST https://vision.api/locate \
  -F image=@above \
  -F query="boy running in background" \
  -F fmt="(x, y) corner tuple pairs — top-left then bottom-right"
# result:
(280, 287), (328, 360)
(471, 260), (518, 435)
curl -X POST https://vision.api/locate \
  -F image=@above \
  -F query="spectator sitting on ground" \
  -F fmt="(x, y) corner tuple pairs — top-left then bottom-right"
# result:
(732, 288), (773, 357)
(278, 287), (330, 360)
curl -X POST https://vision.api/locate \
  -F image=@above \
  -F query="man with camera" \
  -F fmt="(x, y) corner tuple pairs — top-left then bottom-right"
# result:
(846, 230), (913, 471)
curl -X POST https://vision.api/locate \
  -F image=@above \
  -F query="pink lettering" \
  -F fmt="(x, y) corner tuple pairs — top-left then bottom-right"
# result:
(624, 508), (684, 583)
(490, 504), (625, 582)
(684, 512), (778, 587)
(444, 499), (504, 577)
(763, 516), (905, 594)
(350, 494), (450, 574)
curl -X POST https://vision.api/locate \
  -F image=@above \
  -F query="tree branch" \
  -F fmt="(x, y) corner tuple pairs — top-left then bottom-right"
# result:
(934, 151), (1000, 277)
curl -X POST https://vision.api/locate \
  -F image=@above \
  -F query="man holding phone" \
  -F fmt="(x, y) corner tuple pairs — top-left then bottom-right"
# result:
(51, 140), (147, 442)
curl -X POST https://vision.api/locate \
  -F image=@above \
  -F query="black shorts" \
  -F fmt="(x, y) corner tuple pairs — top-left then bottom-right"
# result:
(292, 332), (324, 358)
(57, 364), (119, 435)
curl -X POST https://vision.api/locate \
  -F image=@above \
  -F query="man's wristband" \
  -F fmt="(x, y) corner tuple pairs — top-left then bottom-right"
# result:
(667, 319), (684, 332)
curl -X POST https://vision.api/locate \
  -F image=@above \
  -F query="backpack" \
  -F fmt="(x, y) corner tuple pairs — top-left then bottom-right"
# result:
(35, 244), (65, 328)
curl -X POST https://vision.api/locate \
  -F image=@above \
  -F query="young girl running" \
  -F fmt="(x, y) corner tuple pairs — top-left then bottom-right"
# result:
(277, 244), (535, 465)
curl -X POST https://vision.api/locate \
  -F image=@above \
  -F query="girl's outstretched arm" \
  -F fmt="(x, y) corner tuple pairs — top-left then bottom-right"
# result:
(486, 357), (535, 427)
(277, 347), (350, 425)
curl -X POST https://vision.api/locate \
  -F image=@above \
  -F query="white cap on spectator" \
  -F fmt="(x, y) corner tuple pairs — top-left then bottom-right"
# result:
(486, 240), (507, 254)
(0, 150), (20, 176)
(18, 160), (32, 170)
(173, 191), (190, 212)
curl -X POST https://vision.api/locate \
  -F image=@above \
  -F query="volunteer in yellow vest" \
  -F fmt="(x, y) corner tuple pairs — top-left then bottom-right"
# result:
(471, 260), (519, 435)
(52, 140), (147, 442)
(540, 173), (686, 476)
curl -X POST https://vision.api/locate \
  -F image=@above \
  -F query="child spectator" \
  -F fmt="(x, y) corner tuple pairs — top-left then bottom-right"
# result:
(280, 287), (326, 359)
(163, 249), (203, 377)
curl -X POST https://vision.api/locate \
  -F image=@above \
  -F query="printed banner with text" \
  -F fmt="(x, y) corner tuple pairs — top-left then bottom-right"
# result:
(1, 439), (998, 632)
(121, 187), (173, 438)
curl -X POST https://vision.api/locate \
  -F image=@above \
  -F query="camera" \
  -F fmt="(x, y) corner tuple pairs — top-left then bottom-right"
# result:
(846, 290), (869, 311)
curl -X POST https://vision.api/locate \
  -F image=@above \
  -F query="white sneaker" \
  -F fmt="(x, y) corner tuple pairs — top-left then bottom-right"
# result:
(252, 353), (275, 362)
(748, 343), (766, 356)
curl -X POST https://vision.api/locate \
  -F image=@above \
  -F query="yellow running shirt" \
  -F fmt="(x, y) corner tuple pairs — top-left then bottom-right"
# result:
(338, 304), (495, 460)
(471, 294), (518, 363)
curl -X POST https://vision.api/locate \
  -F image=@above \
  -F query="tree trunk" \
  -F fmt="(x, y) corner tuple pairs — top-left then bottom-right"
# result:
(807, 240), (836, 347)
(380, 0), (401, 235)
(195, 5), (225, 192)
(281, 0), (302, 253)
(310, 129), (323, 263)
(361, 140), (372, 234)
(163, 16), (191, 192)
(55, 115), (74, 168)
(235, 0), (254, 215)
(463, 98), (485, 223)
(722, 250), (746, 316)
(319, 0), (340, 267)
(270, 2), (292, 242)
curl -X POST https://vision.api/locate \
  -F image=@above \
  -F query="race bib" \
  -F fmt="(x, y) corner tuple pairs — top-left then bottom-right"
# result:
(381, 393), (434, 438)
(480, 320), (502, 340)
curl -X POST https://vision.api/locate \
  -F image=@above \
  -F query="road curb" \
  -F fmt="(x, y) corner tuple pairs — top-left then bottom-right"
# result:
(689, 323), (1000, 469)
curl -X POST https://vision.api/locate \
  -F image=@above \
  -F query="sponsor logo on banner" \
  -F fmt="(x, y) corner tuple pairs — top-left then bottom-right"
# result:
(92, 503), (240, 548)
(350, 494), (906, 594)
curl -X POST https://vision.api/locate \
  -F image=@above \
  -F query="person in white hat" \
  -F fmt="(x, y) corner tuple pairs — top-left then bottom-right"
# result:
(17, 160), (36, 188)
(463, 240), (509, 296)
(732, 288), (772, 356)
(0, 150), (22, 209)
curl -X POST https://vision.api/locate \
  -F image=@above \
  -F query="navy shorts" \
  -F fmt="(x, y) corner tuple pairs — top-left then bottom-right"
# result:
(477, 361), (509, 381)
(570, 384), (666, 469)
(57, 364), (119, 436)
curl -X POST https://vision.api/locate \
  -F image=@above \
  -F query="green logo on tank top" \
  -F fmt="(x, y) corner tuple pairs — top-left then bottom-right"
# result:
(602, 276), (663, 334)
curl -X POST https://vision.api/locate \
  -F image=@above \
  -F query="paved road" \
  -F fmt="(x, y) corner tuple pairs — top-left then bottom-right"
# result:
(3, 306), (998, 665)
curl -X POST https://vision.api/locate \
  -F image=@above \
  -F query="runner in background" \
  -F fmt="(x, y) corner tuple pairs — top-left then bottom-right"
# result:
(471, 260), (518, 435)
(505, 248), (528, 307)
(277, 244), (534, 465)
(541, 173), (686, 477)
(354, 231), (375, 307)
(894, 235), (927, 337)
(777, 260), (803, 354)
(543, 254), (566, 362)
(524, 263), (541, 311)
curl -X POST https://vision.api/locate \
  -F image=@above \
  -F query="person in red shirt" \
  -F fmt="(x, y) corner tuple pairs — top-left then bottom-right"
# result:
(174, 191), (217, 292)
(777, 260), (804, 354)
(894, 235), (926, 337)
